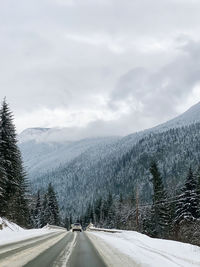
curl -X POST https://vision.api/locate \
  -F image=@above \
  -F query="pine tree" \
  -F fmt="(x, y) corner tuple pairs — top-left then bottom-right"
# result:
(47, 183), (60, 225)
(149, 162), (170, 238)
(174, 168), (198, 224)
(0, 161), (7, 216)
(34, 190), (42, 228)
(69, 215), (72, 227)
(93, 197), (102, 224)
(64, 215), (70, 230)
(41, 193), (49, 227)
(84, 203), (93, 225)
(0, 99), (30, 226)
(13, 161), (30, 227)
(41, 184), (60, 226)
(196, 168), (200, 217)
(106, 193), (115, 228)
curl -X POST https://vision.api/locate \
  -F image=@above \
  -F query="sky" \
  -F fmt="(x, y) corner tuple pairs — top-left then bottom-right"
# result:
(1, 0), (200, 138)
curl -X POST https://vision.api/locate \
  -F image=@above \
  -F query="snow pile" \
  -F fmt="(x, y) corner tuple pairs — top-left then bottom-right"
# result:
(0, 217), (24, 232)
(89, 230), (200, 267)
(0, 217), (56, 246)
(87, 225), (121, 233)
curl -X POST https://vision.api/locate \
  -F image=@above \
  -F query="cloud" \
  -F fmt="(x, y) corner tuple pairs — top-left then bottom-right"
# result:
(0, 0), (200, 137)
(107, 38), (200, 130)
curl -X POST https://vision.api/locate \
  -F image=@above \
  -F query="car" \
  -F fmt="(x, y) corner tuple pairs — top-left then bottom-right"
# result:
(72, 223), (82, 232)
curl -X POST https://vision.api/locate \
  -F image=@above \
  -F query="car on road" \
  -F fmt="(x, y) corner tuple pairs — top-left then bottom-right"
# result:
(72, 223), (82, 232)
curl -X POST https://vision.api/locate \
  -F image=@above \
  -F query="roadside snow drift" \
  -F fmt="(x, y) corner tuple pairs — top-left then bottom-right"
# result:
(0, 217), (59, 245)
(88, 230), (200, 267)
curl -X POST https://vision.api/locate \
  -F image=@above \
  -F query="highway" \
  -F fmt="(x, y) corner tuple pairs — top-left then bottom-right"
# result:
(0, 231), (107, 267)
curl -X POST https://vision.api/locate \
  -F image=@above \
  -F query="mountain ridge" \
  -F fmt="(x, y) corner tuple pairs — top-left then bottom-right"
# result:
(19, 101), (200, 217)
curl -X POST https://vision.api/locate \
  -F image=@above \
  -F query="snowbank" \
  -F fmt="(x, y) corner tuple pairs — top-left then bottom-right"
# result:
(88, 230), (200, 267)
(0, 217), (59, 246)
(87, 226), (121, 233)
(0, 217), (24, 232)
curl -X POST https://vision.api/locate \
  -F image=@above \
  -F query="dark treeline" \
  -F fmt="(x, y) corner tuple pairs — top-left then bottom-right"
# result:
(81, 162), (200, 246)
(0, 99), (61, 228)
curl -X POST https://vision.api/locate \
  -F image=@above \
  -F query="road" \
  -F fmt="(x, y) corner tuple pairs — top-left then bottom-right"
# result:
(67, 232), (107, 267)
(0, 231), (107, 267)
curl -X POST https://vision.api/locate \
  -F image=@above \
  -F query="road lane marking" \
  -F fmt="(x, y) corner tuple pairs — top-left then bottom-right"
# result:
(53, 232), (77, 267)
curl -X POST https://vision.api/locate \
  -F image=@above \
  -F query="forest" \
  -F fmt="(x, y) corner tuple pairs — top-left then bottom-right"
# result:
(80, 163), (200, 246)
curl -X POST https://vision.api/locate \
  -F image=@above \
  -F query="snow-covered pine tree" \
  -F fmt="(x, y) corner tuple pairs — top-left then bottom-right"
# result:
(196, 168), (200, 218)
(33, 190), (42, 228)
(13, 157), (30, 227)
(0, 99), (29, 226)
(104, 193), (115, 228)
(40, 193), (49, 227)
(149, 162), (170, 238)
(41, 183), (60, 226)
(64, 215), (70, 230)
(0, 159), (7, 216)
(47, 183), (60, 225)
(174, 168), (198, 224)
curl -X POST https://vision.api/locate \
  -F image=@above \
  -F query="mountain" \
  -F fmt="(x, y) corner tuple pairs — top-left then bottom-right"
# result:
(19, 129), (120, 178)
(19, 102), (200, 218)
(116, 101), (200, 149)
(19, 127), (51, 143)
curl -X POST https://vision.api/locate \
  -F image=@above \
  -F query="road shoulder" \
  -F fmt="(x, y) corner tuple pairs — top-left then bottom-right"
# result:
(0, 231), (67, 267)
(86, 232), (138, 267)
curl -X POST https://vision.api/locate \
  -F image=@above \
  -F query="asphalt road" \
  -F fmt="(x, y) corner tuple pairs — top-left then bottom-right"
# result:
(67, 232), (107, 267)
(0, 231), (107, 267)
(24, 232), (74, 267)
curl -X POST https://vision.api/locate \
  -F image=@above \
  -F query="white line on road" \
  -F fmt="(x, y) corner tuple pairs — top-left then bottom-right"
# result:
(53, 232), (77, 267)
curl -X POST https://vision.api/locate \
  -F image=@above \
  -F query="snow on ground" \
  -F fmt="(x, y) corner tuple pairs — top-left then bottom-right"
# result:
(0, 217), (60, 246)
(88, 230), (200, 267)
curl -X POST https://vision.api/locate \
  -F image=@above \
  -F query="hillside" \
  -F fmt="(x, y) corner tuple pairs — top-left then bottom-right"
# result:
(19, 133), (120, 178)
(19, 102), (200, 217)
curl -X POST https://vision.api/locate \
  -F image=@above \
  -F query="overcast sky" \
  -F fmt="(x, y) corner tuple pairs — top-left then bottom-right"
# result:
(1, 0), (200, 137)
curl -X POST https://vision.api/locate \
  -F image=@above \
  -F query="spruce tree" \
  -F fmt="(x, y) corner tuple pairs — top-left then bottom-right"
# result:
(41, 193), (49, 227)
(106, 193), (115, 228)
(34, 190), (42, 228)
(196, 168), (200, 218)
(64, 215), (70, 230)
(0, 161), (7, 216)
(174, 168), (198, 224)
(69, 215), (72, 227)
(149, 162), (170, 238)
(13, 160), (30, 227)
(0, 99), (29, 226)
(41, 184), (60, 226)
(47, 183), (60, 225)
(93, 197), (102, 224)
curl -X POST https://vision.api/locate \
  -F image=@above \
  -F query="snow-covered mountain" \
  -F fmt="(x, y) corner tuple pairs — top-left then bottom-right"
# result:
(19, 127), (51, 143)
(19, 101), (200, 217)
(19, 131), (120, 178)
(119, 101), (200, 148)
(150, 100), (200, 132)
(20, 102), (200, 175)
